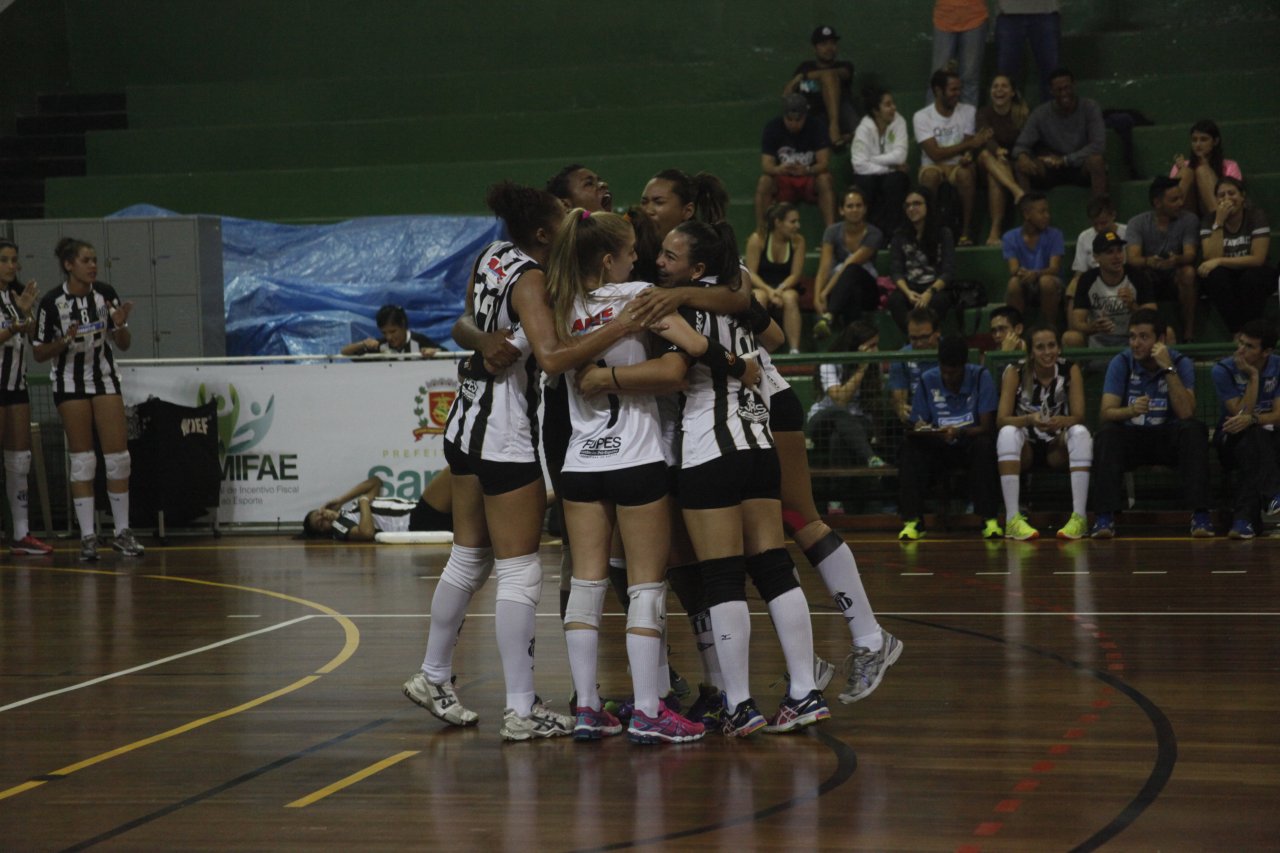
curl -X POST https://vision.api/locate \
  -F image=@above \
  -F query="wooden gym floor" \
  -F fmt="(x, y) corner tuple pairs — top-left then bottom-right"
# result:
(1, 533), (1276, 851)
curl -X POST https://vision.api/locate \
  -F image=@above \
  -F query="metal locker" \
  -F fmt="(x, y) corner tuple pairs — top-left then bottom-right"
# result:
(105, 220), (156, 357)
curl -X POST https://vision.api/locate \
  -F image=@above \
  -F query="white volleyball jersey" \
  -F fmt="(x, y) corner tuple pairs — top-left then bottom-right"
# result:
(0, 284), (30, 393)
(733, 264), (791, 410)
(33, 281), (124, 396)
(562, 281), (665, 473)
(444, 241), (542, 463)
(331, 497), (416, 539)
(1010, 357), (1075, 443)
(677, 300), (773, 467)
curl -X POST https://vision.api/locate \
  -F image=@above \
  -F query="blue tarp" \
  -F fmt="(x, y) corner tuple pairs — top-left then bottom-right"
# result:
(110, 205), (505, 356)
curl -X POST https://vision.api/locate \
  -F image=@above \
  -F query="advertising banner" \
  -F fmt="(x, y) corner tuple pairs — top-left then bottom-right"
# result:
(120, 359), (460, 525)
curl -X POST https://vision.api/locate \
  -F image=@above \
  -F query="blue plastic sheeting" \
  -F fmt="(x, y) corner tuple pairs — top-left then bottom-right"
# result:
(110, 205), (504, 356)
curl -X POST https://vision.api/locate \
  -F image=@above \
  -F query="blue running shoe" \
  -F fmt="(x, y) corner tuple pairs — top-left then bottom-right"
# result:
(628, 704), (705, 744)
(1090, 512), (1115, 539)
(720, 697), (767, 738)
(685, 684), (724, 728)
(1228, 519), (1256, 540)
(1190, 511), (1214, 538)
(1267, 494), (1280, 517)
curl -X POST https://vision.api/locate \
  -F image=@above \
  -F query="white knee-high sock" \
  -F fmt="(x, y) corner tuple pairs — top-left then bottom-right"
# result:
(107, 491), (129, 535)
(496, 600), (537, 717)
(627, 632), (662, 718)
(709, 601), (752, 709)
(1001, 474), (1021, 522)
(422, 581), (472, 683)
(765, 587), (817, 699)
(1071, 472), (1089, 517)
(803, 532), (881, 649)
(73, 496), (95, 539)
(690, 608), (723, 689)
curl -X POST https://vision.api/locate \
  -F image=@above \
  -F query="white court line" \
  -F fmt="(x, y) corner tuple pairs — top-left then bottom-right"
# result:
(1054, 571), (1090, 575)
(901, 572), (934, 576)
(228, 614), (262, 618)
(0, 615), (315, 714)
(975, 571), (1010, 575)
(1212, 570), (1247, 574)
(1133, 571), (1168, 575)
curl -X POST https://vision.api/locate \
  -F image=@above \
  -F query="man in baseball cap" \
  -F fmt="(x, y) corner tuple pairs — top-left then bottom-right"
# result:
(755, 92), (836, 233)
(785, 25), (856, 147)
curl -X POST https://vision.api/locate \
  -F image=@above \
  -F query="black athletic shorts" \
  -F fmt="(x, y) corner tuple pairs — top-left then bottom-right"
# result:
(767, 385), (804, 433)
(542, 379), (571, 488)
(410, 499), (453, 532)
(444, 439), (542, 497)
(678, 448), (781, 510)
(53, 390), (119, 407)
(560, 460), (668, 507)
(0, 388), (30, 407)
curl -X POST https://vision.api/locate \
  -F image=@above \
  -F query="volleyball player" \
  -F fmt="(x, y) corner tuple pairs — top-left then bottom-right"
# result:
(631, 215), (903, 710)
(547, 209), (706, 744)
(303, 471), (452, 540)
(584, 221), (828, 735)
(32, 238), (142, 561)
(402, 182), (644, 741)
(0, 241), (52, 555)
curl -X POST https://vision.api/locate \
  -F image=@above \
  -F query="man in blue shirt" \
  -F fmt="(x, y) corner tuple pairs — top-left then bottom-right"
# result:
(898, 336), (1001, 540)
(1210, 319), (1280, 539)
(1090, 307), (1212, 537)
(888, 307), (941, 424)
(1002, 192), (1065, 327)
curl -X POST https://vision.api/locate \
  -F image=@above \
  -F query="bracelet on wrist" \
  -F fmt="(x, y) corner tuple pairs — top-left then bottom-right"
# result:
(611, 366), (620, 390)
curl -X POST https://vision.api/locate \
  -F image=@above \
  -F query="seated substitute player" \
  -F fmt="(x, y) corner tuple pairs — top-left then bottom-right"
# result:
(897, 335), (1002, 541)
(304, 472), (452, 541)
(996, 324), (1092, 540)
(340, 304), (441, 357)
(1064, 230), (1156, 349)
(1090, 308), (1212, 538)
(1210, 320), (1280, 540)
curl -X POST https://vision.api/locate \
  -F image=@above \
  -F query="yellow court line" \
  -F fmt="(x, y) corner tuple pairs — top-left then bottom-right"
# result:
(285, 750), (420, 809)
(0, 567), (360, 801)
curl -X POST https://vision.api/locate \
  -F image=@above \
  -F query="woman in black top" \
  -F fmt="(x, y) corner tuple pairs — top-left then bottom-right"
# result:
(745, 202), (806, 353)
(887, 187), (955, 334)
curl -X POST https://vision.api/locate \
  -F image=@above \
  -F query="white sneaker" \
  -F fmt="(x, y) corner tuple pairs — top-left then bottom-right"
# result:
(839, 631), (903, 704)
(499, 703), (573, 741)
(814, 654), (836, 691)
(403, 672), (478, 726)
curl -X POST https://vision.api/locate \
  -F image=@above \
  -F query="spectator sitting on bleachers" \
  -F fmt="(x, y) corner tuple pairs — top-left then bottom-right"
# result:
(1211, 319), (1280, 540)
(850, 86), (910, 235)
(897, 335), (1002, 541)
(994, 0), (1061, 103)
(930, 0), (989, 106)
(545, 164), (612, 212)
(1064, 230), (1156, 349)
(1125, 176), (1200, 343)
(888, 187), (956, 333)
(977, 74), (1031, 247)
(745, 202), (806, 354)
(1067, 194), (1126, 303)
(755, 94), (836, 236)
(1197, 176), (1272, 335)
(996, 323), (1091, 540)
(913, 68), (989, 245)
(1171, 120), (1242, 219)
(989, 305), (1027, 352)
(1012, 67), (1107, 198)
(1002, 191), (1064, 327)
(889, 307), (942, 425)
(807, 320), (886, 473)
(340, 304), (440, 357)
(1089, 307), (1212, 539)
(813, 186), (885, 338)
(784, 25), (857, 147)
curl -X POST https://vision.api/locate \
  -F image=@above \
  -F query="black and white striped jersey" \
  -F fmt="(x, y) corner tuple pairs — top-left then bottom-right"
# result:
(331, 497), (416, 540)
(33, 282), (123, 396)
(676, 301), (774, 467)
(562, 281), (665, 473)
(0, 283), (30, 393)
(1009, 357), (1075, 442)
(444, 241), (542, 463)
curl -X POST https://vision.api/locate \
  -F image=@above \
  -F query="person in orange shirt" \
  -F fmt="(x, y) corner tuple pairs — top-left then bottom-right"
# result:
(930, 0), (989, 106)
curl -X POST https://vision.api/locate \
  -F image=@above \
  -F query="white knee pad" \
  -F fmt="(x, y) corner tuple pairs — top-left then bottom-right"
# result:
(996, 425), (1027, 463)
(626, 582), (667, 634)
(103, 450), (130, 480)
(439, 544), (493, 595)
(563, 577), (609, 628)
(1066, 424), (1093, 467)
(495, 553), (543, 608)
(69, 451), (96, 483)
(4, 450), (31, 477)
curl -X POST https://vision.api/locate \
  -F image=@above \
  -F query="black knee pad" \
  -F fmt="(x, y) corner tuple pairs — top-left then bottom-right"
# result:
(666, 562), (704, 612)
(700, 556), (747, 608)
(745, 547), (800, 603)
